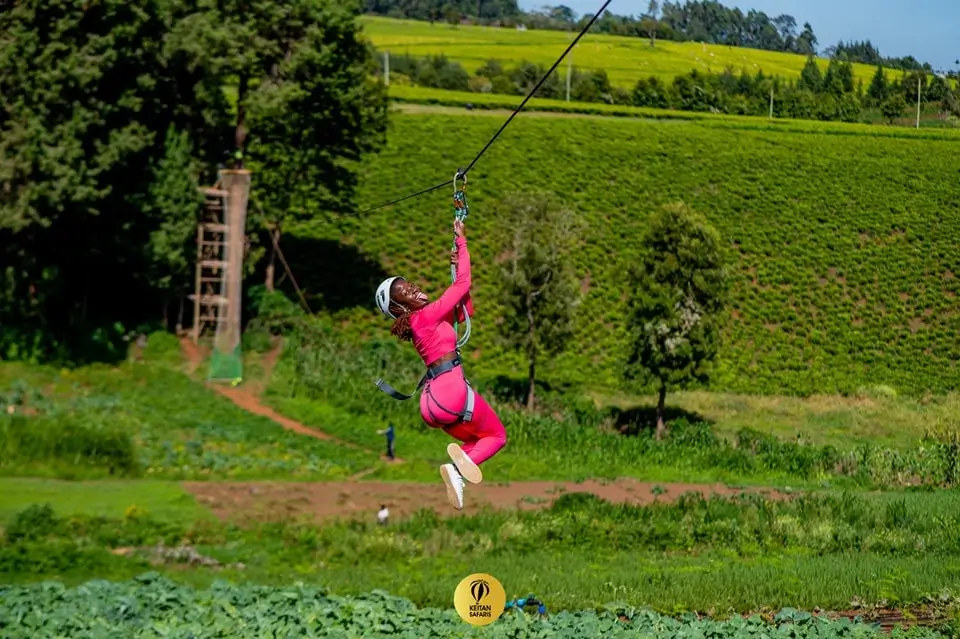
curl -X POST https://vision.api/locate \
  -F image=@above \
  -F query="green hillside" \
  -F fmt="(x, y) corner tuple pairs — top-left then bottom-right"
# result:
(295, 110), (960, 397)
(360, 16), (904, 89)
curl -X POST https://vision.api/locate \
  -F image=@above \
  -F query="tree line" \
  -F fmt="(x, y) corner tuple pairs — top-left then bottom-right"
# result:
(364, 0), (932, 71)
(377, 52), (627, 104)
(0, 0), (388, 363)
(379, 51), (958, 124)
(634, 59), (954, 122)
(826, 40), (932, 73)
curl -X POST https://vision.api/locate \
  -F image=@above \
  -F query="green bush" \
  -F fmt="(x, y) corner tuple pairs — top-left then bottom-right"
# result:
(0, 413), (138, 477)
(4, 504), (60, 542)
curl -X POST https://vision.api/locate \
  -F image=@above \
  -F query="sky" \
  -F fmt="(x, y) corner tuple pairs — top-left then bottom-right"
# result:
(517, 0), (959, 71)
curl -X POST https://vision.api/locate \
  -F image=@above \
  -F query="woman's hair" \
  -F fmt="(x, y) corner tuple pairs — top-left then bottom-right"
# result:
(390, 311), (413, 342)
(389, 279), (413, 342)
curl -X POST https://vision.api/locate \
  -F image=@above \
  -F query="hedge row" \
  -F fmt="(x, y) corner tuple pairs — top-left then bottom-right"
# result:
(295, 110), (960, 396)
(388, 86), (960, 140)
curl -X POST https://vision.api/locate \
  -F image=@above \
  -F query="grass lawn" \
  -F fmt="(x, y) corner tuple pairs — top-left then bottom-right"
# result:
(0, 478), (207, 524)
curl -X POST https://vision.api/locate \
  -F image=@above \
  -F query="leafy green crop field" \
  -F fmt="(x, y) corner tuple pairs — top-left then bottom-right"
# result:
(4, 574), (945, 638)
(299, 110), (960, 396)
(361, 16), (902, 89)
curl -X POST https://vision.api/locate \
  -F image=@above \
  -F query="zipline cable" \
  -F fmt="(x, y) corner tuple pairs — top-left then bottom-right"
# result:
(358, 0), (614, 215)
(359, 179), (453, 214)
(460, 0), (613, 176)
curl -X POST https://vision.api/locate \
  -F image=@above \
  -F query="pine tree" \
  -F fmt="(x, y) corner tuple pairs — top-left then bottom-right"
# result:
(142, 127), (205, 329)
(867, 64), (889, 104)
(797, 55), (823, 92)
(624, 202), (728, 439)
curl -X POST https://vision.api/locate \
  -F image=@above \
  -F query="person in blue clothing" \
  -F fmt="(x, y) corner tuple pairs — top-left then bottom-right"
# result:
(377, 423), (396, 460)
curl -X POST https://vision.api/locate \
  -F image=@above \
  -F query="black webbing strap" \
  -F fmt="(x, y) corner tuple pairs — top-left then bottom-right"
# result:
(375, 355), (462, 401)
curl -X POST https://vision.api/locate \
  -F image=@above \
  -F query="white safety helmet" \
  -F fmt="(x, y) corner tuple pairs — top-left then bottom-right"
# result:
(375, 276), (403, 319)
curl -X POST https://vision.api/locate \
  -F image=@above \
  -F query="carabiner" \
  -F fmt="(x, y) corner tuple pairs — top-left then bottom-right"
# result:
(453, 168), (467, 194)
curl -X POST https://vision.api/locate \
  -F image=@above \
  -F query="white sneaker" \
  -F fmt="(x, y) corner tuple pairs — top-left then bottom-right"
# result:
(446, 443), (483, 484)
(440, 463), (465, 510)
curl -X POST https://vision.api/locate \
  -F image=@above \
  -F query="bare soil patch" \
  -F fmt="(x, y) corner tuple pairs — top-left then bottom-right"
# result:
(183, 479), (792, 524)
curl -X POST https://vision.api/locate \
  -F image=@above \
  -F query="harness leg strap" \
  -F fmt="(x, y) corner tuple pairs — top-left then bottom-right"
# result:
(462, 382), (476, 422)
(375, 374), (426, 401)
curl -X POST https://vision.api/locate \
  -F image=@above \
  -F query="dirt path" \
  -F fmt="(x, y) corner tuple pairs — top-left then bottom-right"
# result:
(177, 337), (403, 464)
(184, 479), (792, 524)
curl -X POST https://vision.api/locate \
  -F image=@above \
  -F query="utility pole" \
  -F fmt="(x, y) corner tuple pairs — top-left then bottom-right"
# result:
(384, 50), (390, 86)
(565, 55), (572, 102)
(916, 76), (921, 129)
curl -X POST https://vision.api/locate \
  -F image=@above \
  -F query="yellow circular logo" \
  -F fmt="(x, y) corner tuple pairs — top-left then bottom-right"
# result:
(453, 573), (506, 626)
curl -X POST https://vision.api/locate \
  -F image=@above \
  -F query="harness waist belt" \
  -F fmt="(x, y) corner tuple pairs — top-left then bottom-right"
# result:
(375, 354), (474, 423)
(375, 354), (462, 401)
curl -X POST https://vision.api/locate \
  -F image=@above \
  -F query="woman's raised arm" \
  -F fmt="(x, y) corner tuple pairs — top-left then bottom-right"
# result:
(416, 233), (471, 326)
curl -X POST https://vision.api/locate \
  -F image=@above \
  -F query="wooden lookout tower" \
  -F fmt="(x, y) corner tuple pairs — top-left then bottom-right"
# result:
(189, 169), (251, 381)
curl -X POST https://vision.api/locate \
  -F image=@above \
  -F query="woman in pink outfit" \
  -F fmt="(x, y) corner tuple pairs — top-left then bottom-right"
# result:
(374, 218), (507, 510)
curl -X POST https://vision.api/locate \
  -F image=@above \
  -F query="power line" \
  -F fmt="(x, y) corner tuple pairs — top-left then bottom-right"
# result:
(358, 0), (614, 215)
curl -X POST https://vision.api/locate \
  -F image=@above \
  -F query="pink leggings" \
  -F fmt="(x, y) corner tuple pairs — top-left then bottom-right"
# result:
(420, 369), (507, 465)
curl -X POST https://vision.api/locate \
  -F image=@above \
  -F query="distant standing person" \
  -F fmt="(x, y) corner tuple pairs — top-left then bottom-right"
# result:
(376, 424), (395, 460)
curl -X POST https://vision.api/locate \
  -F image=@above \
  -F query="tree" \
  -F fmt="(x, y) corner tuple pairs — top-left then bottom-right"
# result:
(772, 14), (797, 51)
(166, 0), (389, 291)
(867, 64), (889, 104)
(0, 0), (389, 362)
(647, 0), (660, 47)
(796, 21), (817, 55)
(822, 59), (845, 97)
(882, 94), (907, 123)
(797, 55), (823, 92)
(624, 202), (728, 440)
(549, 5), (575, 24)
(0, 0), (222, 361)
(496, 193), (581, 411)
(141, 127), (206, 330)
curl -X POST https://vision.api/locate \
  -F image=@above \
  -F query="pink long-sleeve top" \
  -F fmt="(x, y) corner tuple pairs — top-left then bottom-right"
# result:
(410, 236), (475, 367)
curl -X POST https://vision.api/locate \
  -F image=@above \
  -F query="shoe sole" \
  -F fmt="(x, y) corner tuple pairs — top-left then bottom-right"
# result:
(447, 443), (483, 484)
(440, 465), (464, 510)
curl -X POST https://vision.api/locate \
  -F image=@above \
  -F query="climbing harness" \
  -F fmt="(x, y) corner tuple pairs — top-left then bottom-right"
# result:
(375, 353), (476, 423)
(504, 595), (547, 617)
(373, 169), (475, 423)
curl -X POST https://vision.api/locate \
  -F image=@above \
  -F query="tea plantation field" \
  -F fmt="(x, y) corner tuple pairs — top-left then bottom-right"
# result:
(361, 16), (901, 88)
(294, 109), (960, 397)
